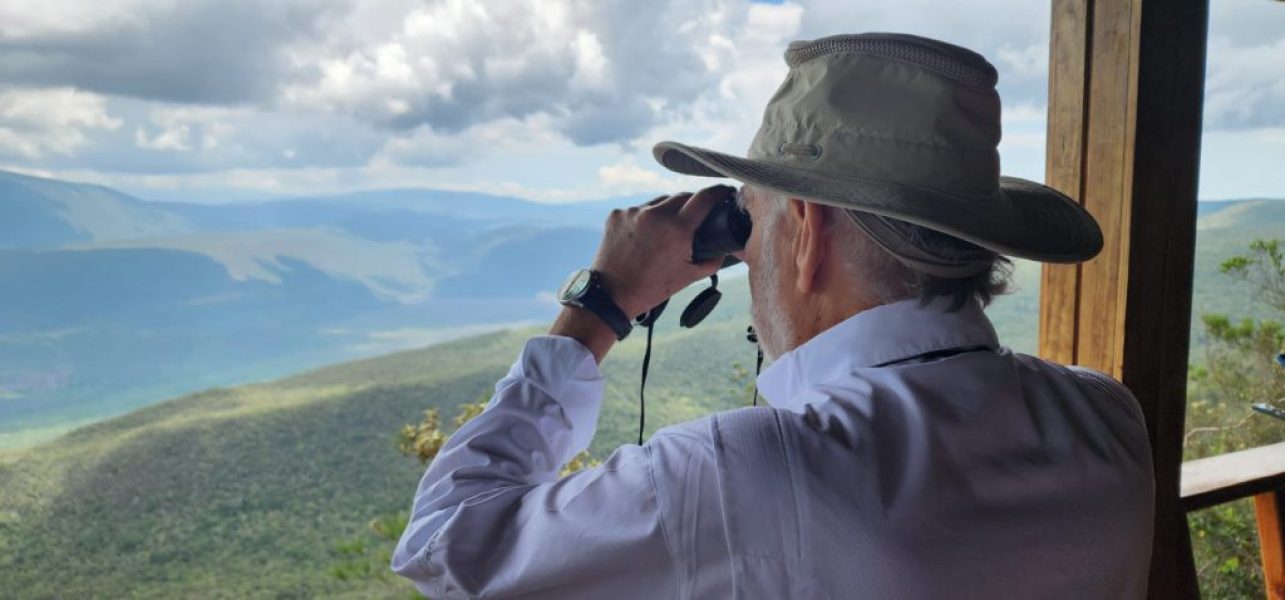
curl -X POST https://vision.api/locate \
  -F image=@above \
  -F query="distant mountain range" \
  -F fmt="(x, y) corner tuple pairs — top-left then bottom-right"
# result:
(0, 169), (1280, 597)
(0, 168), (1281, 448)
(0, 170), (642, 441)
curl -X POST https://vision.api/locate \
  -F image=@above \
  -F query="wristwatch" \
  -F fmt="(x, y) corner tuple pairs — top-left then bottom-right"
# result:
(557, 268), (633, 340)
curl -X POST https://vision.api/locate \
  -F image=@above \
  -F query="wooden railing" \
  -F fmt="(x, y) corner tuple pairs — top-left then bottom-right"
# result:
(1181, 442), (1285, 599)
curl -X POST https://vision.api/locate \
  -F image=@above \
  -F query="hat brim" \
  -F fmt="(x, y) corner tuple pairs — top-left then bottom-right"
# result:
(654, 141), (1103, 263)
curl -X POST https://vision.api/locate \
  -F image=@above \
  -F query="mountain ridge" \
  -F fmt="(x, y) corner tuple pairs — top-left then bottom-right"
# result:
(0, 180), (1280, 595)
(0, 167), (1279, 452)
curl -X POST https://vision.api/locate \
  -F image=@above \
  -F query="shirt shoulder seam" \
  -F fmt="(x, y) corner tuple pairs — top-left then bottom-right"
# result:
(1066, 366), (1149, 433)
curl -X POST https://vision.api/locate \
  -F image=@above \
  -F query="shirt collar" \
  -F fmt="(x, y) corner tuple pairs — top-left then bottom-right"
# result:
(756, 297), (1000, 411)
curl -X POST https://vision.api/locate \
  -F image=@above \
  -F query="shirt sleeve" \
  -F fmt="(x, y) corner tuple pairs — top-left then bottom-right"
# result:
(389, 335), (681, 599)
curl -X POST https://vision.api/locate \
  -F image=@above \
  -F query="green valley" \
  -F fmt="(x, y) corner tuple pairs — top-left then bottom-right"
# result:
(0, 196), (1279, 598)
(0, 280), (758, 598)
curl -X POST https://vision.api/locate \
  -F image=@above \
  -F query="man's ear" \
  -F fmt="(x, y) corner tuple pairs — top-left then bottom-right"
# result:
(791, 199), (828, 294)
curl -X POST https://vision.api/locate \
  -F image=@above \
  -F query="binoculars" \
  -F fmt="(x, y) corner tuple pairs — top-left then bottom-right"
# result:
(632, 186), (758, 445)
(691, 186), (752, 267)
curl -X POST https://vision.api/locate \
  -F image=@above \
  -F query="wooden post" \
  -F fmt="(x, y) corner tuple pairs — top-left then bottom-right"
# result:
(1041, 0), (1209, 597)
(1039, 0), (1088, 366)
(1257, 490), (1285, 600)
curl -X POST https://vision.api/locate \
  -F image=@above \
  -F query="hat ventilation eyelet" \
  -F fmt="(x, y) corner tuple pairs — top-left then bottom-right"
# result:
(778, 142), (822, 161)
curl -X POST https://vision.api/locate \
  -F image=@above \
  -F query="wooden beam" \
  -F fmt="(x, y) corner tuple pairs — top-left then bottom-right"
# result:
(1121, 0), (1207, 596)
(1039, 0), (1088, 365)
(1180, 442), (1285, 512)
(1041, 0), (1209, 597)
(1256, 491), (1285, 600)
(1075, 0), (1135, 375)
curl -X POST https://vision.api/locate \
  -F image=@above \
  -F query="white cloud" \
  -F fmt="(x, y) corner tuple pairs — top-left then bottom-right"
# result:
(1203, 37), (1285, 130)
(1257, 127), (1285, 144)
(0, 87), (120, 158)
(1003, 103), (1047, 125)
(598, 158), (666, 191)
(0, 0), (157, 38)
(997, 43), (1047, 79)
(34, 165), (348, 199)
(135, 123), (192, 151)
(369, 113), (564, 169)
(281, 0), (741, 145)
(0, 0), (1282, 203)
(1199, 126), (1285, 199)
(569, 31), (611, 92)
(744, 2), (805, 45)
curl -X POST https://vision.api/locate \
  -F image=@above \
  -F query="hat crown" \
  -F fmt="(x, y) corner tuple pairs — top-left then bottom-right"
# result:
(749, 33), (1004, 196)
(650, 32), (1104, 264)
(784, 34), (998, 89)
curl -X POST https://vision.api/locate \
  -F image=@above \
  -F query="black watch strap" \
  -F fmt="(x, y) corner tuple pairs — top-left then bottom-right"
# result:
(563, 270), (632, 341)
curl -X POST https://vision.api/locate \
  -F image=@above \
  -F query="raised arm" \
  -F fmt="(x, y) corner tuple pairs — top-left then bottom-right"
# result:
(391, 335), (680, 598)
(391, 188), (728, 597)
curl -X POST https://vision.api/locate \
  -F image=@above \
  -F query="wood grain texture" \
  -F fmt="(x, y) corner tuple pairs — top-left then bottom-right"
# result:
(1255, 491), (1285, 600)
(1121, 0), (1207, 597)
(1043, 0), (1208, 597)
(1076, 0), (1134, 376)
(1039, 0), (1089, 365)
(1182, 443), (1285, 598)
(1180, 442), (1285, 511)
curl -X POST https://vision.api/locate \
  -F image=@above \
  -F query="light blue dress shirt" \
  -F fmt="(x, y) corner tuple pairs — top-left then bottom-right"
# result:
(392, 298), (1155, 599)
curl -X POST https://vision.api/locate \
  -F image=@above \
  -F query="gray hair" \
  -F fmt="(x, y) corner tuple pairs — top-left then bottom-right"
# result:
(748, 188), (1011, 309)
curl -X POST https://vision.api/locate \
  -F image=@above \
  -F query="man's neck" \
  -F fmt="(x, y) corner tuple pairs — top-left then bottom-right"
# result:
(785, 289), (888, 354)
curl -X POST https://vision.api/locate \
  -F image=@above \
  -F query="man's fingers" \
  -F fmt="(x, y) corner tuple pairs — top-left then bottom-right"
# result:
(651, 191), (692, 212)
(691, 255), (726, 274)
(642, 194), (670, 208)
(677, 184), (736, 227)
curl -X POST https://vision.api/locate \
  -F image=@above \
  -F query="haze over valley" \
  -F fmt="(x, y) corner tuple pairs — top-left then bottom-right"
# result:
(2, 168), (1281, 451)
(0, 169), (641, 446)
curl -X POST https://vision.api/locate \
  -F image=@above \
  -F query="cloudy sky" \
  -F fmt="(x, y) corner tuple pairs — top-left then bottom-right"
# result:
(1, 0), (1282, 203)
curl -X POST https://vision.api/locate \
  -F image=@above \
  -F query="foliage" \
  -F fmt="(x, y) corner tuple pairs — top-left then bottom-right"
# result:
(728, 360), (758, 407)
(1218, 238), (1284, 314)
(328, 511), (413, 597)
(1, 308), (730, 598)
(560, 450), (602, 477)
(0, 329), (554, 598)
(1185, 237), (1285, 599)
(0, 211), (1276, 597)
(334, 396), (601, 592)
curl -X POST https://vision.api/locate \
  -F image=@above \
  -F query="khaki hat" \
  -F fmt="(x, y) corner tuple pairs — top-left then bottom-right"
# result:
(653, 33), (1103, 270)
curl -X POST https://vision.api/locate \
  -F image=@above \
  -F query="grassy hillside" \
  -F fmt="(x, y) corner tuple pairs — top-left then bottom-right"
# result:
(1191, 200), (1285, 325)
(0, 280), (757, 598)
(0, 200), (1277, 597)
(0, 262), (1076, 598)
(0, 170), (189, 249)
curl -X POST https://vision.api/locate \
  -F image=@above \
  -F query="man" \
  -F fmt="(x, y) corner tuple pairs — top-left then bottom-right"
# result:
(391, 33), (1154, 599)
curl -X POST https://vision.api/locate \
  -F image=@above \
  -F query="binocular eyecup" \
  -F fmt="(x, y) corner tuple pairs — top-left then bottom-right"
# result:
(691, 189), (752, 267)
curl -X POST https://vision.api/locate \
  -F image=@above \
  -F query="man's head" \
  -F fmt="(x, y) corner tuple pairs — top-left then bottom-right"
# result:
(734, 185), (1011, 360)
(653, 34), (1101, 356)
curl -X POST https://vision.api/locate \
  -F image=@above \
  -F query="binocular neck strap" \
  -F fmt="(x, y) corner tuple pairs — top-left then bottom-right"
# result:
(636, 282), (764, 445)
(638, 321), (655, 445)
(753, 346), (764, 407)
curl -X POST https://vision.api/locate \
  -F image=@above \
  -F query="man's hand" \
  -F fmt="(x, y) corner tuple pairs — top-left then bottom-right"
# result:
(551, 185), (731, 362)
(593, 186), (731, 317)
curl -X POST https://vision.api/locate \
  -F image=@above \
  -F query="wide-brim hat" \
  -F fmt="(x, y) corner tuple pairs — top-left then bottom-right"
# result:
(653, 33), (1102, 266)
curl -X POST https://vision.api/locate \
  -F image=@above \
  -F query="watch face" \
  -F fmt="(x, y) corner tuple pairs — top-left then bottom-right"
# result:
(558, 269), (593, 303)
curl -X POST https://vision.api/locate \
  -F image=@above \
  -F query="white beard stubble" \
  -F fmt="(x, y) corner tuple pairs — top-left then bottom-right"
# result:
(749, 211), (795, 362)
